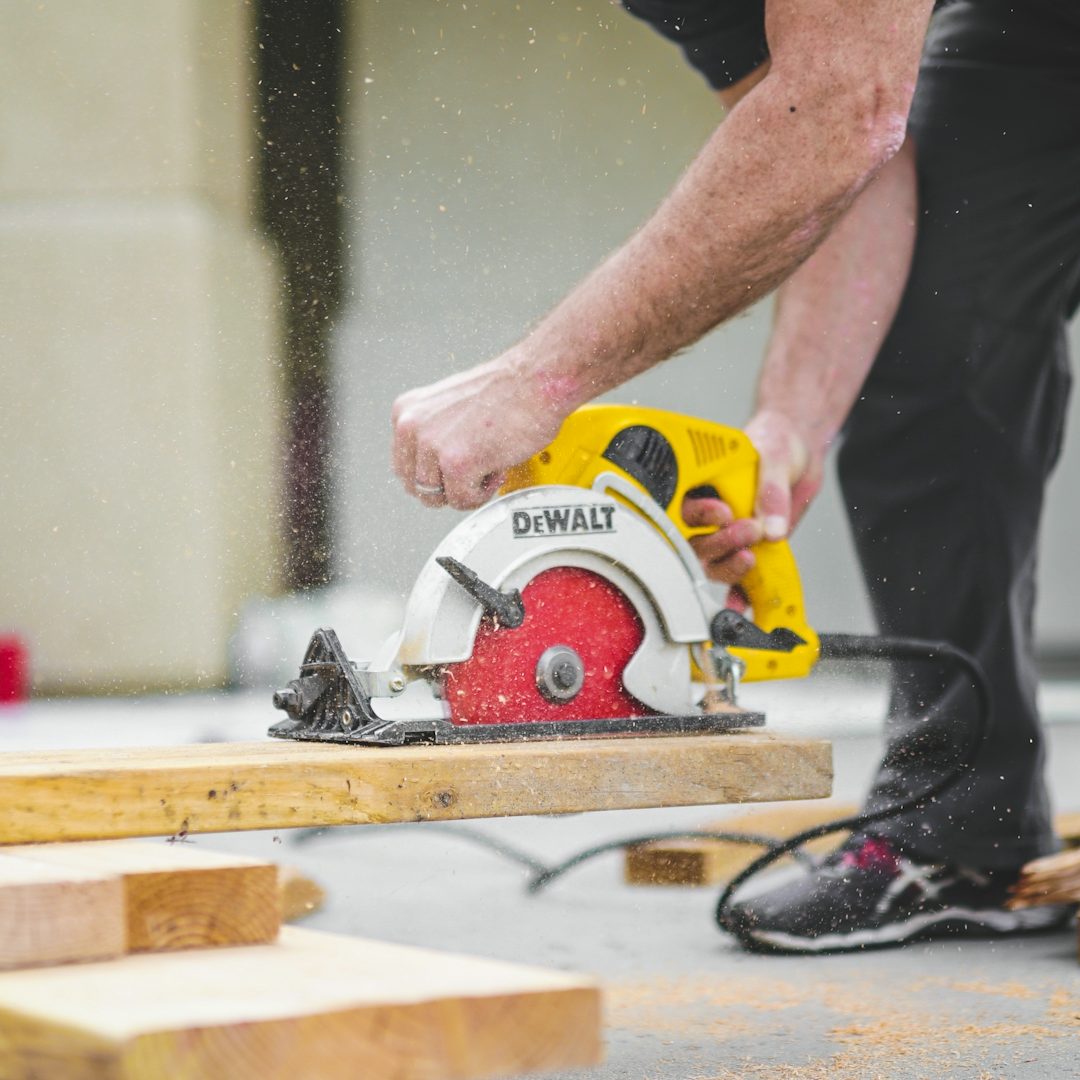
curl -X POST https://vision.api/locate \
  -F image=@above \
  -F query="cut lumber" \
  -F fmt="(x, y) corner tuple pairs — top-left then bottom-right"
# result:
(0, 926), (602, 1080)
(625, 805), (1080, 888)
(0, 857), (124, 970)
(1007, 847), (1080, 910)
(1, 841), (279, 952)
(625, 800), (857, 886)
(1057, 810), (1080, 849)
(279, 865), (325, 922)
(0, 733), (832, 844)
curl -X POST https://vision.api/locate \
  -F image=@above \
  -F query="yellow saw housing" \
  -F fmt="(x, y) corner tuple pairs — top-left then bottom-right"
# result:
(503, 404), (820, 682)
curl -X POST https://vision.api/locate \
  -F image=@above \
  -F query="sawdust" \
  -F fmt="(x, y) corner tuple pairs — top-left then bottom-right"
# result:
(704, 1066), (895, 1080)
(909, 976), (1043, 1000)
(605, 971), (1079, 1079)
(704, 1067), (1014, 1080)
(1047, 985), (1080, 1024)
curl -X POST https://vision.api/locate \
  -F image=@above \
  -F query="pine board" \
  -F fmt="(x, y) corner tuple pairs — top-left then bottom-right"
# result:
(0, 927), (601, 1079)
(626, 805), (1080, 888)
(0, 841), (279, 952)
(624, 801), (858, 886)
(0, 857), (124, 970)
(0, 734), (832, 844)
(278, 865), (325, 922)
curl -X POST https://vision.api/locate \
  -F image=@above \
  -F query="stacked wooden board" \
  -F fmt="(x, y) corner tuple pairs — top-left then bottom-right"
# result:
(0, 929), (600, 1079)
(0, 732), (833, 1076)
(0, 840), (601, 1079)
(0, 841), (278, 969)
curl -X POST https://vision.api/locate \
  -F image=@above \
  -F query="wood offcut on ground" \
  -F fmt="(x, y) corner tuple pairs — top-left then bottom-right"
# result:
(625, 800), (858, 886)
(625, 806), (1080, 888)
(1009, 843), (1080, 962)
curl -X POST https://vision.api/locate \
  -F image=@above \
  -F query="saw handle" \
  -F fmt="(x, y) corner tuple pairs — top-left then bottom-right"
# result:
(502, 404), (820, 681)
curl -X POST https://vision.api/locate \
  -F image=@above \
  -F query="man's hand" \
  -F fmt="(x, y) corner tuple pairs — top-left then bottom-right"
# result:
(391, 356), (569, 510)
(682, 410), (822, 584)
(743, 409), (822, 540)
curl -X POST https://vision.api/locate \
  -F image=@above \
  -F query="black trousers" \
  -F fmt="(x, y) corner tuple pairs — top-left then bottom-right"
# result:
(839, 0), (1080, 868)
(625, 0), (1080, 867)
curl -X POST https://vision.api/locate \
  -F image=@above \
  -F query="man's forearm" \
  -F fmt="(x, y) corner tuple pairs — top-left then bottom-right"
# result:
(509, 0), (930, 413)
(755, 137), (918, 456)
(514, 76), (902, 412)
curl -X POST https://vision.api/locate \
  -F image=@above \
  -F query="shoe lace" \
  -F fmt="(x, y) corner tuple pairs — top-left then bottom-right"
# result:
(873, 857), (952, 915)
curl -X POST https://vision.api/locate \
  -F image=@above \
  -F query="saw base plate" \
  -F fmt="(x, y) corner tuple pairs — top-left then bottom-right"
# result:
(268, 710), (766, 747)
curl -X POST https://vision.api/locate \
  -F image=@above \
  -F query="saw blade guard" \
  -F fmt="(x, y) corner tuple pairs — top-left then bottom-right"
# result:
(372, 486), (713, 717)
(501, 404), (820, 682)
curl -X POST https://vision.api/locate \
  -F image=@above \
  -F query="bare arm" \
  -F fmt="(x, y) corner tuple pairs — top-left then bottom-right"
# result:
(757, 137), (917, 512)
(689, 136), (918, 581)
(393, 0), (933, 509)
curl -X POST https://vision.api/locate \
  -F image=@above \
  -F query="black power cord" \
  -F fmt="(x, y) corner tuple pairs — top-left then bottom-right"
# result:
(526, 830), (817, 894)
(518, 632), (989, 910)
(713, 632), (990, 928)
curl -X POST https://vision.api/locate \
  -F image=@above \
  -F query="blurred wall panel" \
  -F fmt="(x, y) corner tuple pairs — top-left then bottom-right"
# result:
(0, 2), (283, 692)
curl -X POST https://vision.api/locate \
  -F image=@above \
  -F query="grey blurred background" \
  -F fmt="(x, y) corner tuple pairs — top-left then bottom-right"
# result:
(3, 0), (1080, 695)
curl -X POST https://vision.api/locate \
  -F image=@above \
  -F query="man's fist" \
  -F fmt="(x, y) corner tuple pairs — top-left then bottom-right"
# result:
(682, 409), (822, 584)
(391, 358), (565, 510)
(682, 493), (764, 584)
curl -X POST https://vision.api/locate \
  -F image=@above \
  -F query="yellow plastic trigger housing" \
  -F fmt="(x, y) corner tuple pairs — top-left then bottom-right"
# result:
(502, 403), (820, 682)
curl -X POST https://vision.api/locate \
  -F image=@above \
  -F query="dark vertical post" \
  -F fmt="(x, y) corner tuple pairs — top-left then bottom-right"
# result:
(256, 0), (347, 589)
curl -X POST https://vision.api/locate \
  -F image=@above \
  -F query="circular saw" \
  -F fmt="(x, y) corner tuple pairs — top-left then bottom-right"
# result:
(270, 405), (820, 745)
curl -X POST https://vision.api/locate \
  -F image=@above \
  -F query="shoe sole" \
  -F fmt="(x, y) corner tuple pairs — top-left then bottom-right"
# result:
(731, 904), (1072, 955)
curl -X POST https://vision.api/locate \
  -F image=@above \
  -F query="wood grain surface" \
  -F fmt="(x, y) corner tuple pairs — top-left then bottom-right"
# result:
(0, 927), (602, 1080)
(0, 733), (832, 844)
(627, 805), (1080, 888)
(0, 857), (125, 970)
(278, 865), (325, 922)
(1, 841), (279, 952)
(624, 800), (858, 886)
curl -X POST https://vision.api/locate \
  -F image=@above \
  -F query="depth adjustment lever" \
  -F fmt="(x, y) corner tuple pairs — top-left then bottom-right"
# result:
(436, 556), (526, 629)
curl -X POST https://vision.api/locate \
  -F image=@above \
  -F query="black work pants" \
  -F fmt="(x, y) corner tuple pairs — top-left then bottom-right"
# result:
(839, 0), (1080, 868)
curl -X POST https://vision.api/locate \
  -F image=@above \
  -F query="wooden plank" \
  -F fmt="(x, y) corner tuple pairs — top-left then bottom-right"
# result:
(0, 734), (832, 844)
(625, 804), (1080, 888)
(0, 926), (602, 1080)
(0, 858), (124, 971)
(279, 865), (325, 923)
(1057, 810), (1080, 849)
(625, 801), (858, 886)
(1007, 847), (1080, 909)
(1, 842), (279, 952)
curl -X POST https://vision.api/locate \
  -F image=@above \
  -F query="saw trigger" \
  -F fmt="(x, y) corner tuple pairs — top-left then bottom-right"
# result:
(710, 608), (807, 653)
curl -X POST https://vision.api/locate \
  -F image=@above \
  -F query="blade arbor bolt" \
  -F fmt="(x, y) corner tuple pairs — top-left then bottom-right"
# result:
(535, 645), (585, 704)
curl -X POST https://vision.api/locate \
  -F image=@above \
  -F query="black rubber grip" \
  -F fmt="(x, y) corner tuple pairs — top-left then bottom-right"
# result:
(602, 425), (678, 509)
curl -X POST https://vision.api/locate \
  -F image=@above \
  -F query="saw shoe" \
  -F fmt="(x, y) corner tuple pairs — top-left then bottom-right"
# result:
(718, 834), (1072, 954)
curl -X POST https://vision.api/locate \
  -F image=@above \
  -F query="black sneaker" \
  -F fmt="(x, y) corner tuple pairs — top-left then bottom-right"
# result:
(718, 834), (1072, 954)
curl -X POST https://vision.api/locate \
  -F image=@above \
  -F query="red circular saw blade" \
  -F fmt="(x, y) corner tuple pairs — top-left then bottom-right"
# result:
(442, 566), (654, 726)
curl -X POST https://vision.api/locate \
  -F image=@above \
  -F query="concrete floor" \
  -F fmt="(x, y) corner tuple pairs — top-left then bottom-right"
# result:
(4, 672), (1079, 1079)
